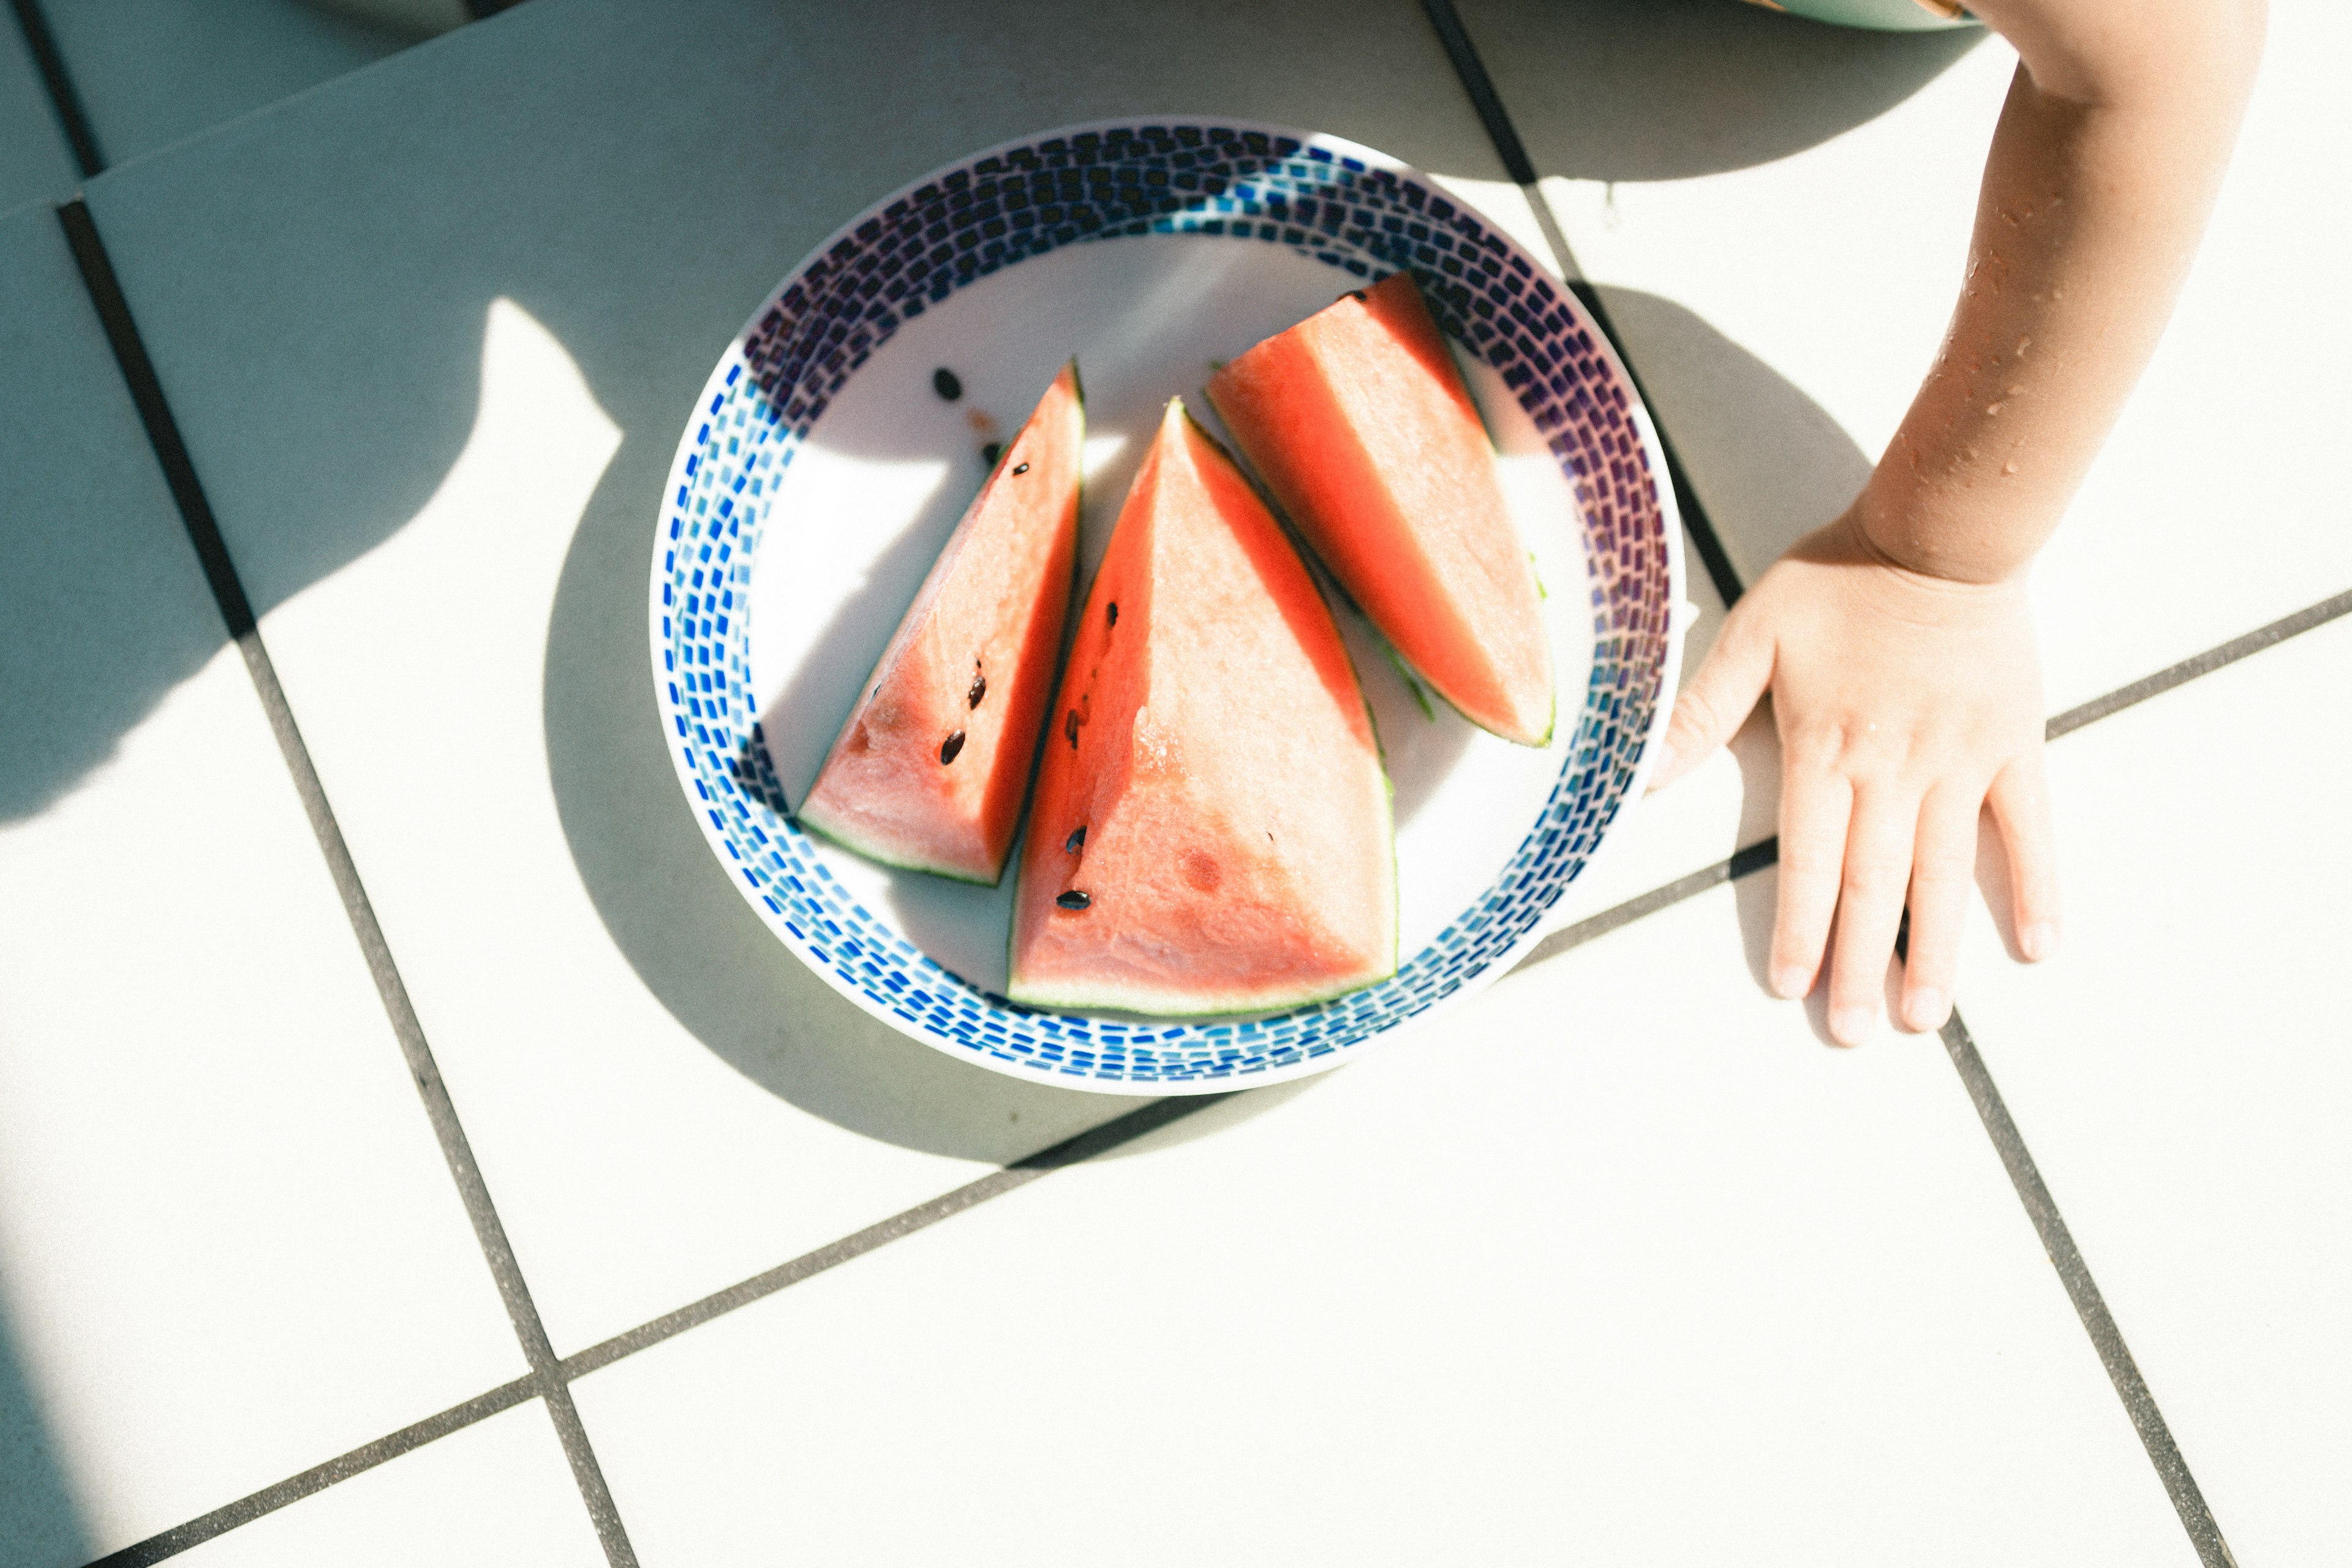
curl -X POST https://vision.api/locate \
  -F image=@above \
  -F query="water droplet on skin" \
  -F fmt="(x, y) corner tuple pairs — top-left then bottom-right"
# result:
(1057, 889), (1091, 910)
(2003, 461), (2019, 475)
(933, 368), (962, 401)
(940, 730), (966, 764)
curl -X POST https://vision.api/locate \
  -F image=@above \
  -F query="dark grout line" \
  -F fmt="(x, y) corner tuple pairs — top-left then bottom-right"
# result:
(8, 0), (103, 178)
(1517, 837), (1779, 971)
(1937, 1011), (2237, 1567)
(56, 198), (639, 1568)
(80, 570), (2344, 1563)
(562, 1095), (1229, 1381)
(1417, 0), (1537, 185)
(84, 1378), (538, 1568)
(1417, 0), (1747, 611)
(2045, 585), (2352, 741)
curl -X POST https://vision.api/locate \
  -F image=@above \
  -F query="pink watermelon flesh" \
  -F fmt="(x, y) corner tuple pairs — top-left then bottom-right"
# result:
(1009, 399), (1396, 1016)
(798, 362), (1082, 884)
(1207, 270), (1555, 747)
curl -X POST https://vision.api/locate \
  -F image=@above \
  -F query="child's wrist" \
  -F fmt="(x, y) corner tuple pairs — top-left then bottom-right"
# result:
(1848, 492), (2041, 589)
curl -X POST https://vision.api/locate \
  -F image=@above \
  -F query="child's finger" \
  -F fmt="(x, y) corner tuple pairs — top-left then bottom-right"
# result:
(1646, 611), (1773, 793)
(1824, 787), (1915, 1046)
(1899, 782), (1983, 1032)
(1988, 748), (2061, 961)
(1769, 763), (1853, 1000)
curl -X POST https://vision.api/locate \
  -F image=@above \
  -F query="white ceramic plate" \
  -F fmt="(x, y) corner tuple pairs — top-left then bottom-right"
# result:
(652, 119), (1683, 1093)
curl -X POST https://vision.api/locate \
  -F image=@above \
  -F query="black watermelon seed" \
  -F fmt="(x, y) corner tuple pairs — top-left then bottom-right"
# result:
(1056, 889), (1091, 910)
(940, 729), (966, 764)
(981, 442), (1003, 467)
(932, 368), (962, 401)
(1065, 826), (1086, 853)
(1106, 601), (1118, 628)
(968, 671), (987, 707)
(1065, 709), (1079, 748)
(1012, 461), (1030, 475)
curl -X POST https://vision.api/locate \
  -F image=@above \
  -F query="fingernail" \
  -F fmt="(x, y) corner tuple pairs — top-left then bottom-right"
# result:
(1645, 739), (1679, 792)
(1830, 1006), (1876, 1046)
(1769, 964), (1810, 999)
(2020, 921), (2058, 962)
(1904, 987), (1948, 1032)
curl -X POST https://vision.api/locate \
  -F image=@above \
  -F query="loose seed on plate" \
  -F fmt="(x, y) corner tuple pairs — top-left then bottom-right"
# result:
(1057, 889), (1091, 910)
(940, 729), (966, 764)
(968, 670), (987, 707)
(981, 442), (1003, 467)
(1065, 826), (1086, 853)
(933, 368), (962, 401)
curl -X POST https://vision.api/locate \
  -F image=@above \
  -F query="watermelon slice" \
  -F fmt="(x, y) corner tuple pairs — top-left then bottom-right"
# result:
(1206, 270), (1555, 747)
(1008, 399), (1395, 1016)
(798, 361), (1083, 884)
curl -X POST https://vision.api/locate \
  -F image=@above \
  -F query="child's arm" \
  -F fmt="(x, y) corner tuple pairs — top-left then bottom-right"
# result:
(1646, 0), (2265, 1044)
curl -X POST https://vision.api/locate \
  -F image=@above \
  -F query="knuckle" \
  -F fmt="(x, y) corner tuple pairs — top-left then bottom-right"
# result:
(1840, 861), (1906, 903)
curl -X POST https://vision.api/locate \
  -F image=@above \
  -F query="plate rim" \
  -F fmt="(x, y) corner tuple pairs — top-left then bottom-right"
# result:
(648, 114), (1685, 1095)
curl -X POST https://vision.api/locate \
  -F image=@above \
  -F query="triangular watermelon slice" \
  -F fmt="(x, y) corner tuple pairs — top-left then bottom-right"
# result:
(799, 361), (1083, 885)
(1207, 271), (1554, 746)
(1008, 399), (1396, 1016)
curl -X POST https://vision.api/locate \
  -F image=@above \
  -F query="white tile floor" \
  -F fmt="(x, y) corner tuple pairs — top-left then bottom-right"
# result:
(0, 202), (522, 1564)
(1, 1), (2344, 1564)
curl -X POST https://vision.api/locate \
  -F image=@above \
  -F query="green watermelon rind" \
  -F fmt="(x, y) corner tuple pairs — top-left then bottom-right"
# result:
(793, 809), (1003, 888)
(1005, 399), (1400, 1016)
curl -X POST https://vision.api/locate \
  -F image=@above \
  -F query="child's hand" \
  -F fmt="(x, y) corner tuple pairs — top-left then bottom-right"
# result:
(1646, 510), (2057, 1044)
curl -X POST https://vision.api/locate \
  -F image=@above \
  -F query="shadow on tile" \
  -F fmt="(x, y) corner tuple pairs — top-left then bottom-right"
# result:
(1593, 284), (1875, 580)
(0, 1281), (87, 1568)
(1458, 0), (1987, 181)
(43, 0), (441, 172)
(544, 469), (1322, 1162)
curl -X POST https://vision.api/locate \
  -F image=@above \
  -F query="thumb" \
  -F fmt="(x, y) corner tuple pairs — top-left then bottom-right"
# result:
(1648, 612), (1773, 793)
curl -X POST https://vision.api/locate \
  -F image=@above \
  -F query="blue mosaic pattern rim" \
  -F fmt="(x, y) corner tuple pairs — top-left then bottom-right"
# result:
(649, 119), (1683, 1093)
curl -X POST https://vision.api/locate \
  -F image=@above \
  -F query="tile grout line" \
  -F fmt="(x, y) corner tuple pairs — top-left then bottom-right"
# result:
(69, 576), (2350, 1565)
(7, 0), (103, 177)
(84, 1379), (540, 1568)
(1417, 0), (1747, 611)
(559, 1094), (1230, 1379)
(1939, 1011), (2237, 1567)
(55, 198), (639, 1568)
